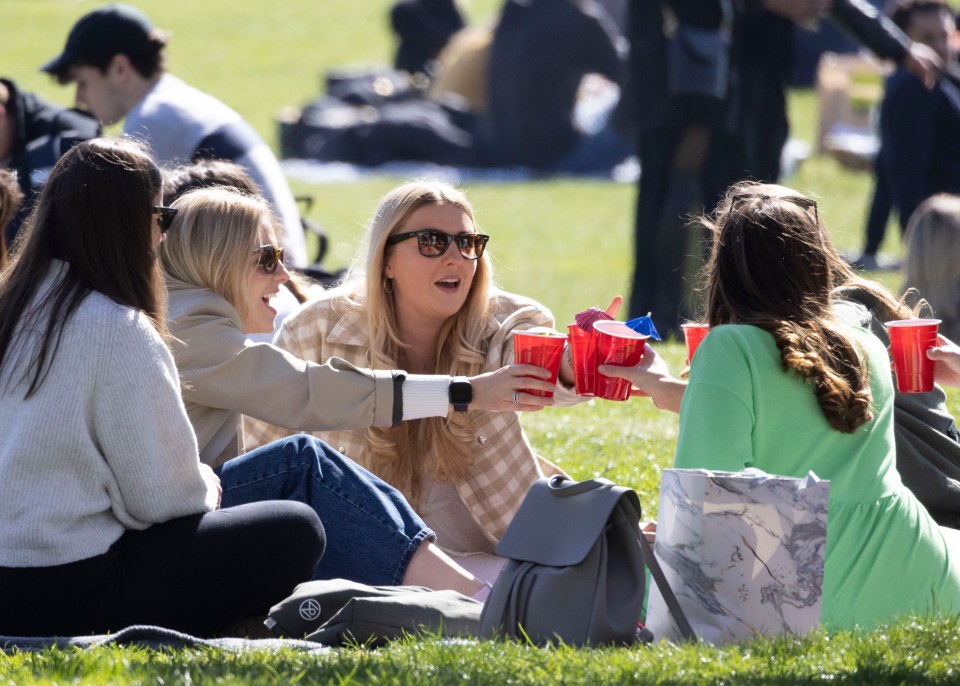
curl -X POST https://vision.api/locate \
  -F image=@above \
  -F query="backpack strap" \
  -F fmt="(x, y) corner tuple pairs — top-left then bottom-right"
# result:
(638, 531), (697, 642)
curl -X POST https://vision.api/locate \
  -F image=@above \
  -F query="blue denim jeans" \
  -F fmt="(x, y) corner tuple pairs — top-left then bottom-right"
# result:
(216, 434), (434, 585)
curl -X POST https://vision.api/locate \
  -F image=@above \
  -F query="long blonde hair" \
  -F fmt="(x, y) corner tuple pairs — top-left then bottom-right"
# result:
(340, 180), (494, 504)
(159, 186), (274, 321)
(903, 194), (960, 342)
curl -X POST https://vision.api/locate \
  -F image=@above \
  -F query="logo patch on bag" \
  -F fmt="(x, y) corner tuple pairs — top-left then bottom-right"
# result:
(299, 598), (321, 621)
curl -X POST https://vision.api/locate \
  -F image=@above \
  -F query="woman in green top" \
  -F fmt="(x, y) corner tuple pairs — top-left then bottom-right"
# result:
(604, 181), (960, 630)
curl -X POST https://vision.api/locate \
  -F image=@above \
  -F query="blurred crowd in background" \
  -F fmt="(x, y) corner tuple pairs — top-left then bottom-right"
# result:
(2, 0), (960, 336)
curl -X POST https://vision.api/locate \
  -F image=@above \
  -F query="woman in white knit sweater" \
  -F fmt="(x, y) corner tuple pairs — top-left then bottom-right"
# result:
(0, 139), (324, 637)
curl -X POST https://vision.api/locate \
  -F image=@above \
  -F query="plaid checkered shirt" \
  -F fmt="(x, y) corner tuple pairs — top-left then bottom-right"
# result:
(244, 287), (582, 544)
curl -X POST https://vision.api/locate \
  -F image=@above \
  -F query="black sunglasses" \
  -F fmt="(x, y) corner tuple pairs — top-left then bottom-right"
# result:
(386, 229), (490, 260)
(730, 194), (819, 225)
(152, 205), (178, 233)
(254, 245), (285, 274)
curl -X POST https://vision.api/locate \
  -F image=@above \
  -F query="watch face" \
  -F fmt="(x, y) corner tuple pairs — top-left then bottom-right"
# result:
(449, 380), (472, 404)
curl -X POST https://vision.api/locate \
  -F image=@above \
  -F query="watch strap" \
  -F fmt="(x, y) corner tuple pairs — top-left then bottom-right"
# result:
(391, 371), (406, 427)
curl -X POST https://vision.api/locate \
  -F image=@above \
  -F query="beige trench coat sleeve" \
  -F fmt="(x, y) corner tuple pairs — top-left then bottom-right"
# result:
(168, 283), (397, 460)
(241, 300), (342, 451)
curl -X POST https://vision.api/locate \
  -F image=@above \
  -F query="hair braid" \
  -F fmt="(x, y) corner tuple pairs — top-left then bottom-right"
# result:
(772, 319), (873, 433)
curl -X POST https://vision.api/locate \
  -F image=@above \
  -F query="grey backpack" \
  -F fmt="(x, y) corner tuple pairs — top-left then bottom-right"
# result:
(479, 476), (694, 646)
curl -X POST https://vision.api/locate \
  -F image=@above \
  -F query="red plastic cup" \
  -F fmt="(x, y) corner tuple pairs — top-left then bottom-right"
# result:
(593, 320), (649, 401)
(681, 323), (710, 365)
(567, 324), (598, 396)
(885, 318), (941, 393)
(513, 330), (568, 397)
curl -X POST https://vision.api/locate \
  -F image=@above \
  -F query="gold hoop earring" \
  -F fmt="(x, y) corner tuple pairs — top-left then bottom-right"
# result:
(383, 277), (394, 294)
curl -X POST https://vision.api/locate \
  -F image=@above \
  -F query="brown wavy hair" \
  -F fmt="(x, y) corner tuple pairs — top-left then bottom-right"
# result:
(0, 169), (23, 270)
(338, 180), (493, 505)
(701, 181), (907, 433)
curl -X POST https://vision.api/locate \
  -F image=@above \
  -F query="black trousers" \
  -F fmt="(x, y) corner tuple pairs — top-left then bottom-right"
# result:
(627, 127), (745, 333)
(0, 501), (324, 637)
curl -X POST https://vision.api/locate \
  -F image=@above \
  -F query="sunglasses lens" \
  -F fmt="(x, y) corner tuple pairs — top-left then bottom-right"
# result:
(457, 235), (486, 259)
(259, 246), (282, 274)
(261, 249), (275, 273)
(416, 231), (450, 257)
(156, 211), (169, 232)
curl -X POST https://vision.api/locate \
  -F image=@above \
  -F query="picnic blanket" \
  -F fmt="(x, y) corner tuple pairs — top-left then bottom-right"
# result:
(0, 624), (328, 654)
(281, 139), (808, 186)
(280, 157), (641, 185)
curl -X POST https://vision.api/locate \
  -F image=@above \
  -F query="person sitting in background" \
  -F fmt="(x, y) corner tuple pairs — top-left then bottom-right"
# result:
(160, 185), (555, 596)
(604, 181), (960, 631)
(0, 77), (99, 245)
(0, 170), (24, 269)
(480, 0), (629, 173)
(854, 0), (960, 269)
(41, 3), (310, 269)
(0, 138), (324, 637)
(903, 194), (960, 342)
(391, 0), (466, 77)
(246, 181), (591, 585)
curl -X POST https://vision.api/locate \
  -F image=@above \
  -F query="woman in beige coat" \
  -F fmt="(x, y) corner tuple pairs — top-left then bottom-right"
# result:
(246, 181), (591, 584)
(160, 183), (555, 598)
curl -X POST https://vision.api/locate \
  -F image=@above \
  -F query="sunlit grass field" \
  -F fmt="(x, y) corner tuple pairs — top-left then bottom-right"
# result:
(3, 2), (960, 683)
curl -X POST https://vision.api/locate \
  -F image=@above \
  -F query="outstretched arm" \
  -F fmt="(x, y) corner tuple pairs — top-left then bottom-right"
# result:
(599, 345), (688, 414)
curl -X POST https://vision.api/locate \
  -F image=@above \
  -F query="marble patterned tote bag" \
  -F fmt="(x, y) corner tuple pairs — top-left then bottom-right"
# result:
(645, 468), (830, 644)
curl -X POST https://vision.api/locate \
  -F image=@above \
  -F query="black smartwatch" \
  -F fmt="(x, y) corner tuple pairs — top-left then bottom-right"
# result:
(449, 376), (472, 412)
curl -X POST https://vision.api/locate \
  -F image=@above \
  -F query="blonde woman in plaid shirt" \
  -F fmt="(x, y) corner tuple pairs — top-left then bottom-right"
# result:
(246, 181), (591, 584)
(161, 182), (561, 599)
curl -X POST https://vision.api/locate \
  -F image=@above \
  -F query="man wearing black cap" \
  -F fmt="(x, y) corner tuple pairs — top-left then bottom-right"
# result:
(42, 3), (309, 268)
(0, 78), (99, 246)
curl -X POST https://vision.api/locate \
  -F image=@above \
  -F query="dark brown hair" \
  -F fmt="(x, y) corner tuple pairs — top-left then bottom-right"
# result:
(701, 181), (907, 433)
(162, 159), (258, 204)
(0, 137), (165, 396)
(0, 169), (23, 270)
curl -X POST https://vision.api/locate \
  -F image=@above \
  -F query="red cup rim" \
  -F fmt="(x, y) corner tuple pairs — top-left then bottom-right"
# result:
(514, 329), (568, 339)
(884, 318), (941, 328)
(681, 322), (710, 330)
(592, 319), (650, 340)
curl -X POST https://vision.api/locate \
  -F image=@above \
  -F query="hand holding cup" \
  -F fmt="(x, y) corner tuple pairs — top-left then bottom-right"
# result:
(470, 364), (555, 413)
(885, 319), (941, 393)
(512, 328), (568, 398)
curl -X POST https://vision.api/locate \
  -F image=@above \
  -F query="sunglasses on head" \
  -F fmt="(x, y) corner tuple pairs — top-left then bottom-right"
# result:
(254, 245), (285, 274)
(386, 229), (490, 260)
(152, 205), (178, 233)
(730, 193), (819, 225)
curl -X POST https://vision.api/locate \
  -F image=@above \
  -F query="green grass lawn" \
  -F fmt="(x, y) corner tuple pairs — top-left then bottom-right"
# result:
(4, 1), (960, 683)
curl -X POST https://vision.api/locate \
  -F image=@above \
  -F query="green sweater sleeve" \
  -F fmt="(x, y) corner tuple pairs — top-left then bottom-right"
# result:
(674, 326), (758, 472)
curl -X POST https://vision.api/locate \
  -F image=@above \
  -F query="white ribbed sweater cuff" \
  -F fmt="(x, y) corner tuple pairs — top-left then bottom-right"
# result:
(402, 375), (452, 420)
